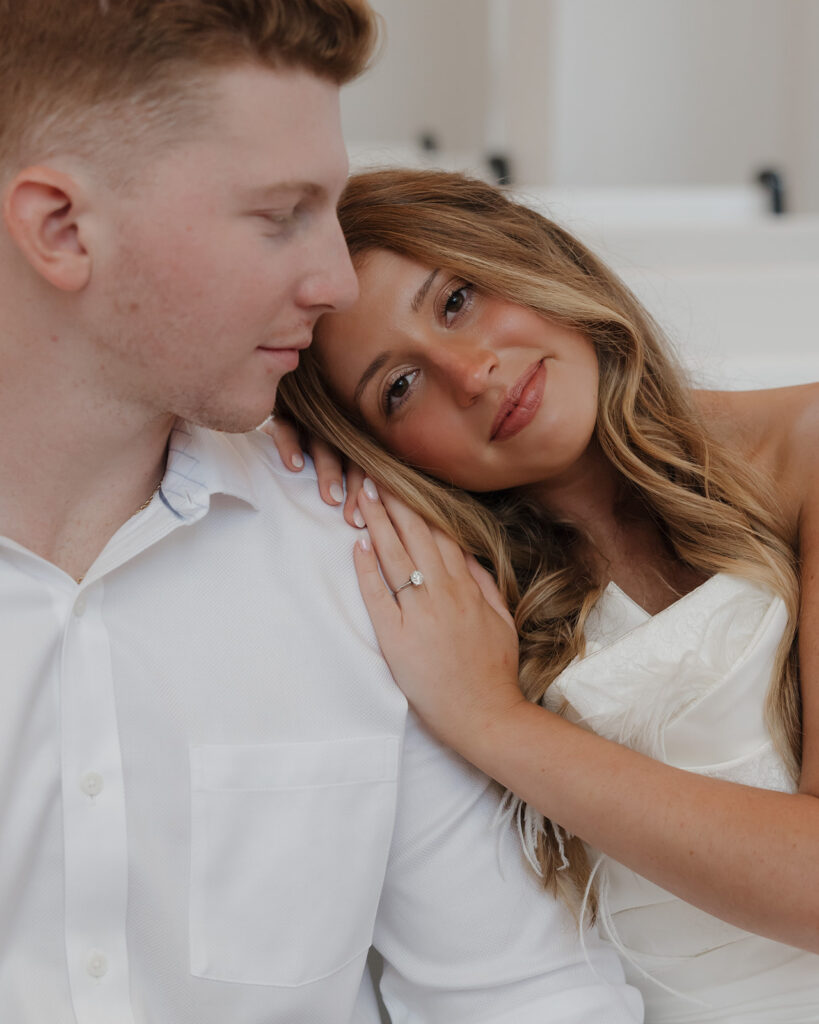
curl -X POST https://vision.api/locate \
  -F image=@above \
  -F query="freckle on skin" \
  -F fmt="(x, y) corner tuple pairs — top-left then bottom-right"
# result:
(129, 302), (139, 313)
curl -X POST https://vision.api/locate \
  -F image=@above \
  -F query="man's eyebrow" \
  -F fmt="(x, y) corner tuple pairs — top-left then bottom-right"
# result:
(411, 269), (439, 313)
(244, 181), (323, 203)
(353, 352), (391, 407)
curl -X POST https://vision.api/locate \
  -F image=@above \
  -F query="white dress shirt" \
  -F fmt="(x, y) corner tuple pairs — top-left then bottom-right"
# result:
(0, 423), (643, 1023)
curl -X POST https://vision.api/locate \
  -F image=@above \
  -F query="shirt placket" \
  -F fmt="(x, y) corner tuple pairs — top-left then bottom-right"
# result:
(59, 579), (135, 1024)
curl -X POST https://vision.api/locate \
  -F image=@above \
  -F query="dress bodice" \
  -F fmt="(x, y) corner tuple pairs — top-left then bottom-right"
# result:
(546, 575), (819, 1023)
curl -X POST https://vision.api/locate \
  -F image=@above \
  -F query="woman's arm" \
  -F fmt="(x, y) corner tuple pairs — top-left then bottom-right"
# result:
(352, 390), (819, 952)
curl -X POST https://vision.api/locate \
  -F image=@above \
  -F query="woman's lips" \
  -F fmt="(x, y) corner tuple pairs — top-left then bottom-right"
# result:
(491, 359), (546, 442)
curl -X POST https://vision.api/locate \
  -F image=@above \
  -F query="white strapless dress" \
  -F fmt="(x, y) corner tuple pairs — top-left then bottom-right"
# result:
(546, 574), (819, 1023)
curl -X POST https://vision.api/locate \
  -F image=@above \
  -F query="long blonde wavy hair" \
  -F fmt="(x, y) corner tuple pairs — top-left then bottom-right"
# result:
(276, 168), (801, 912)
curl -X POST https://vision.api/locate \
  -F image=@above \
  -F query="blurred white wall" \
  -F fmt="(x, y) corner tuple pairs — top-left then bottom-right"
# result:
(341, 0), (487, 155)
(789, 0), (819, 212)
(342, 0), (819, 211)
(543, 0), (792, 187)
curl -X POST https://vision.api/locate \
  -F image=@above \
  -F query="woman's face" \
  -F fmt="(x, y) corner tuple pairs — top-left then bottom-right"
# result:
(313, 249), (600, 492)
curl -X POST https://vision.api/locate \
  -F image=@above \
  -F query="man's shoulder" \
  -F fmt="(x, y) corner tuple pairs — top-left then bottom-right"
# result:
(222, 427), (318, 482)
(203, 427), (344, 518)
(197, 429), (362, 558)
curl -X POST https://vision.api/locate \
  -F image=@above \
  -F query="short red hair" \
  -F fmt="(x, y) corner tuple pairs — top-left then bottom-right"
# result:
(0, 0), (379, 175)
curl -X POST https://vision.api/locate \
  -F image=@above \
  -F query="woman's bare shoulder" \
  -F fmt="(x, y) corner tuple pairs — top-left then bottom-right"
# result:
(693, 382), (819, 521)
(693, 382), (818, 455)
(782, 382), (819, 507)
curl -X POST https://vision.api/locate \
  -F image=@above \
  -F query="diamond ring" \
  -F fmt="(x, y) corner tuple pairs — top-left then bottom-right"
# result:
(394, 570), (425, 595)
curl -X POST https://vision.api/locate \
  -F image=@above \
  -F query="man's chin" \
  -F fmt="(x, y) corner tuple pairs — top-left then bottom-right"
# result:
(188, 397), (279, 435)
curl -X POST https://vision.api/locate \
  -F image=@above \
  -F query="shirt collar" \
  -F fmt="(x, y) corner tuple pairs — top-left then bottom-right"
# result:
(162, 422), (261, 521)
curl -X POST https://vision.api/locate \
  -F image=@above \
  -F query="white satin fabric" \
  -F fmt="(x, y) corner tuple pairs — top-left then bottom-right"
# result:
(547, 574), (819, 1023)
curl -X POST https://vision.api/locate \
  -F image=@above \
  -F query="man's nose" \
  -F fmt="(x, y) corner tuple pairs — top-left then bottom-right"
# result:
(296, 216), (359, 313)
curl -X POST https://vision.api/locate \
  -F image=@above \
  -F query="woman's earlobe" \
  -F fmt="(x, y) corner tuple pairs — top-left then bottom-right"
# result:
(2, 166), (92, 292)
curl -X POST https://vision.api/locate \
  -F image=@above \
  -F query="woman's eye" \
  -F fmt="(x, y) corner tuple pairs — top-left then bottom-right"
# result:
(383, 369), (419, 416)
(442, 284), (472, 325)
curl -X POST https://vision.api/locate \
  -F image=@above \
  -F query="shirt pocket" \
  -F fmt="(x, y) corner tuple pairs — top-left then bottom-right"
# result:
(189, 737), (399, 987)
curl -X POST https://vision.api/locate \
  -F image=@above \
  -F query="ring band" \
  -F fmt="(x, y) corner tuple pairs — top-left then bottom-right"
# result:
(394, 570), (425, 594)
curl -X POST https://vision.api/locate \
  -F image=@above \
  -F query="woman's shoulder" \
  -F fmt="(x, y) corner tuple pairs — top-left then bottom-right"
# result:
(693, 382), (818, 450)
(693, 382), (819, 524)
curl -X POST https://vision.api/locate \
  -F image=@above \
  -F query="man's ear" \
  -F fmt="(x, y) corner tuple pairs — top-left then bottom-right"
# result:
(2, 166), (92, 292)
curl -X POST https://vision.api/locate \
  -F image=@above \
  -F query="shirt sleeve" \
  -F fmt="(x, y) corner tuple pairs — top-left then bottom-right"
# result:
(373, 712), (644, 1023)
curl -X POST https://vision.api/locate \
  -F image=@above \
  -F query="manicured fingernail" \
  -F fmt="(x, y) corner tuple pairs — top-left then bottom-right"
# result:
(362, 477), (378, 501)
(329, 482), (344, 503)
(358, 531), (371, 552)
(353, 508), (365, 528)
(291, 453), (304, 469)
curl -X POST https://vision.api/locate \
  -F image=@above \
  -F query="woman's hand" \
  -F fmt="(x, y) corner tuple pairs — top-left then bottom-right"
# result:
(352, 477), (526, 749)
(260, 414), (366, 528)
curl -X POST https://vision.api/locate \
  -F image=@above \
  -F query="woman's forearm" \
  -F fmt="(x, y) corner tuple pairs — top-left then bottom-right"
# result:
(466, 701), (819, 953)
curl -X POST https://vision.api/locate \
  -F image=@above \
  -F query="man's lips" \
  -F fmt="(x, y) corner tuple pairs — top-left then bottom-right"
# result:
(255, 339), (311, 373)
(258, 337), (311, 353)
(490, 359), (546, 441)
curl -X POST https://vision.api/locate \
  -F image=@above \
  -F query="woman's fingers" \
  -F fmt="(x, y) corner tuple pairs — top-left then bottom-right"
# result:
(359, 480), (464, 596)
(353, 533), (402, 633)
(380, 490), (480, 589)
(310, 436), (346, 506)
(351, 485), (521, 749)
(466, 554), (516, 631)
(345, 464), (367, 528)
(261, 414), (305, 471)
(359, 484), (490, 606)
(354, 481), (509, 627)
(428, 522), (478, 580)
(356, 479), (425, 591)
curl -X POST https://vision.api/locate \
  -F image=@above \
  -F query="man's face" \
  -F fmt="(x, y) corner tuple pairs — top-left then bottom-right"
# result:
(91, 64), (357, 432)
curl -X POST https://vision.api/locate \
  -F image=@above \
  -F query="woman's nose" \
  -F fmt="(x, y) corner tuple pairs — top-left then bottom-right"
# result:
(435, 344), (498, 406)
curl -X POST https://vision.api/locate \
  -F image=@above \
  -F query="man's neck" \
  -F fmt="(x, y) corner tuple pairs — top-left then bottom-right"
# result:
(0, 371), (175, 581)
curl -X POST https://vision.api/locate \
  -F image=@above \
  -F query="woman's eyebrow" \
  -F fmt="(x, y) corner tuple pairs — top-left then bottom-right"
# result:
(411, 269), (439, 312)
(353, 270), (440, 407)
(350, 272), (442, 407)
(354, 352), (391, 407)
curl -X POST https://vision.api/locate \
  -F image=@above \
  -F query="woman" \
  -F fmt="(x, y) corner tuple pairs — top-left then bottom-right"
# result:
(271, 168), (819, 1021)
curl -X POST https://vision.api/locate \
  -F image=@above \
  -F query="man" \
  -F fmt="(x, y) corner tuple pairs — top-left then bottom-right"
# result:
(0, 2), (643, 1021)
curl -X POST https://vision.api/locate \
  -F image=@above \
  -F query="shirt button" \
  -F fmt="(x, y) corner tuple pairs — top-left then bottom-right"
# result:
(86, 951), (108, 978)
(80, 772), (104, 798)
(74, 594), (87, 617)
